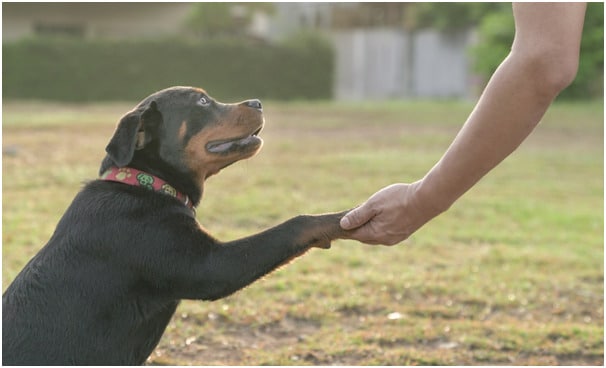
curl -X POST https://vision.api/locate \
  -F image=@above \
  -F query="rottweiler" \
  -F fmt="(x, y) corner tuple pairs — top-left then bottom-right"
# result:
(2, 86), (349, 365)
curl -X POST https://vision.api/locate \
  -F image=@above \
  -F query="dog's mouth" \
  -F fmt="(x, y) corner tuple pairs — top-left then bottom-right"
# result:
(206, 125), (264, 155)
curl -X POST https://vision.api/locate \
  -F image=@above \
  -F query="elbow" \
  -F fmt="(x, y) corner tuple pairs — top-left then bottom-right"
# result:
(542, 53), (579, 95)
(518, 45), (580, 99)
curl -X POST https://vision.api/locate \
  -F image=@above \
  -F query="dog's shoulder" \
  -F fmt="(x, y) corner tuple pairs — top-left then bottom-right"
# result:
(45, 180), (201, 256)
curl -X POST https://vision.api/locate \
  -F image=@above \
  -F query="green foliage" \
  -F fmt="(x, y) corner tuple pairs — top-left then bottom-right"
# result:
(411, 2), (508, 31)
(470, 3), (603, 100)
(469, 9), (515, 78)
(276, 30), (335, 98)
(2, 35), (333, 102)
(185, 3), (275, 38)
(562, 2), (604, 99)
(186, 3), (240, 38)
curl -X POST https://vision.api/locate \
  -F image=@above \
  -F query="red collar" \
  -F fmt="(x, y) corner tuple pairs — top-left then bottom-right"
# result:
(100, 167), (194, 209)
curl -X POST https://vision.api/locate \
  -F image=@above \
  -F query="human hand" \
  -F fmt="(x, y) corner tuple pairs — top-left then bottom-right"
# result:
(339, 182), (444, 246)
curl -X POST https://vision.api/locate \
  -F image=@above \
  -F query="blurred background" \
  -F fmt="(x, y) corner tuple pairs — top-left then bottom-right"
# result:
(3, 2), (603, 103)
(2, 3), (604, 365)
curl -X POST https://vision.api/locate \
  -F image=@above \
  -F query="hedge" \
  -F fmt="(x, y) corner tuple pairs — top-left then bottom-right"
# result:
(2, 36), (334, 102)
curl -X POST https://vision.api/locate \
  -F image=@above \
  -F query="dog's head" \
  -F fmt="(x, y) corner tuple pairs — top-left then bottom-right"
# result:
(100, 86), (264, 204)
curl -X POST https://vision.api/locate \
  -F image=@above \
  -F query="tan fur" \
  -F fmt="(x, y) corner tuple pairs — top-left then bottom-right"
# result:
(183, 105), (263, 184)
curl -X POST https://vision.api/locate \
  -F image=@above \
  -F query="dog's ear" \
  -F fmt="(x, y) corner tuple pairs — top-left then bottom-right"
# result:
(105, 101), (160, 167)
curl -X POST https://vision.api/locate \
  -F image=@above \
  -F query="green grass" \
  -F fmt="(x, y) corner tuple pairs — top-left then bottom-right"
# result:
(2, 99), (603, 365)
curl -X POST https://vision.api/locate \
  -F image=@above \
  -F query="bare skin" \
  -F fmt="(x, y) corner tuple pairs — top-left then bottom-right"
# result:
(340, 3), (587, 245)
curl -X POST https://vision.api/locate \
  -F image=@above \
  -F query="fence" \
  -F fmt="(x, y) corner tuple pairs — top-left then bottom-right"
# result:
(332, 28), (475, 100)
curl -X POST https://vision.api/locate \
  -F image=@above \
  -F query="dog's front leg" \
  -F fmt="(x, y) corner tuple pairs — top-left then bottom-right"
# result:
(177, 211), (349, 301)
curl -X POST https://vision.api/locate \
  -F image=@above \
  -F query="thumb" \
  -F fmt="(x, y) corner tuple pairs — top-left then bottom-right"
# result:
(340, 204), (376, 230)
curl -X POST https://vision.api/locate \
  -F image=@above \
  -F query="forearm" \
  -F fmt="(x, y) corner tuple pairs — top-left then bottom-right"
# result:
(417, 53), (556, 211)
(340, 3), (586, 246)
(416, 3), (586, 214)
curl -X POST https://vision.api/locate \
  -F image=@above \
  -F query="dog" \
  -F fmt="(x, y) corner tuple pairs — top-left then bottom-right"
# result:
(2, 86), (349, 365)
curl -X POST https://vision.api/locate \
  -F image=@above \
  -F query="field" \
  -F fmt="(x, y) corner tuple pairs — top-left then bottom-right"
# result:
(2, 99), (603, 365)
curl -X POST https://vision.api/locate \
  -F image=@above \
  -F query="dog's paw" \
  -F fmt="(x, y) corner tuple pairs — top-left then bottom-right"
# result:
(311, 238), (333, 249)
(298, 210), (351, 249)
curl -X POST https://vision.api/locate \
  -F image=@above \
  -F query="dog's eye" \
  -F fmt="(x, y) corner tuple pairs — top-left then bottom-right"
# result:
(197, 97), (211, 107)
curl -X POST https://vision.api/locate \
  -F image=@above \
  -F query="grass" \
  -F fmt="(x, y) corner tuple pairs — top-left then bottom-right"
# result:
(2, 99), (603, 365)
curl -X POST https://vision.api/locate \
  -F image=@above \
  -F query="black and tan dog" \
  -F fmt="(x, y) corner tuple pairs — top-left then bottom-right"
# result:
(2, 86), (349, 365)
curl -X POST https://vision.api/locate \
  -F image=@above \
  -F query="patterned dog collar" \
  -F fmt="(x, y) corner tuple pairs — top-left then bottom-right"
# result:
(100, 167), (193, 209)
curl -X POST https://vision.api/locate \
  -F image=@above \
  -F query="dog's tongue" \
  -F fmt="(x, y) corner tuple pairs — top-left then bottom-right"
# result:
(207, 135), (261, 154)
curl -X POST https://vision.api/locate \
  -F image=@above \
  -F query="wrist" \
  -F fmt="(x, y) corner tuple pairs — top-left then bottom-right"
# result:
(410, 176), (454, 218)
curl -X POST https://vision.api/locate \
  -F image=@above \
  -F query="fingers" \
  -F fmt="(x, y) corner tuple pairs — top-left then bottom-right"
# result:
(344, 226), (403, 246)
(340, 203), (376, 230)
(343, 227), (382, 245)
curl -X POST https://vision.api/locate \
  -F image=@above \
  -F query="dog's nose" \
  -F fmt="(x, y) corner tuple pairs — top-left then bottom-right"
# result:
(243, 99), (262, 111)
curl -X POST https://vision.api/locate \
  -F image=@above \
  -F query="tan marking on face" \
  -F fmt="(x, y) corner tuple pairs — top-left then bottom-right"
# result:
(182, 106), (263, 185)
(183, 129), (223, 184)
(178, 121), (187, 142)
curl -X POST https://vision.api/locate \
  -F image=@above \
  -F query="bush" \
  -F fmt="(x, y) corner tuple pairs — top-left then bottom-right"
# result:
(469, 10), (514, 80)
(564, 2), (604, 99)
(2, 35), (334, 102)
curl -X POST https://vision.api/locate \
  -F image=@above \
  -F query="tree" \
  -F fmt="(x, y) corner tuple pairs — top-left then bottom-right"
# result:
(185, 3), (274, 39)
(562, 2), (604, 99)
(409, 2), (508, 31)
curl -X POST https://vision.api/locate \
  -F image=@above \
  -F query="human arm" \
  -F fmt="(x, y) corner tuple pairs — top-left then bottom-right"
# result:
(340, 3), (587, 245)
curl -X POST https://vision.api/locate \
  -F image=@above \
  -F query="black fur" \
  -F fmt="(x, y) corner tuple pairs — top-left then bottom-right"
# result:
(2, 86), (347, 365)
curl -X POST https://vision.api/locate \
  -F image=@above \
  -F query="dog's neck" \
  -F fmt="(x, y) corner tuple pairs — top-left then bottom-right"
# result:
(100, 167), (195, 209)
(100, 155), (203, 207)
